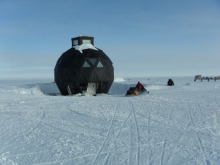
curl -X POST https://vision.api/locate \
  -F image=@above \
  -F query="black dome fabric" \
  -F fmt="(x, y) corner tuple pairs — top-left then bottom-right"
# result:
(54, 47), (114, 95)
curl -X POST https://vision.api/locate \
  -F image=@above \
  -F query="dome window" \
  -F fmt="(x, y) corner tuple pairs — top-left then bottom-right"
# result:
(82, 61), (91, 67)
(72, 39), (78, 46)
(82, 39), (91, 44)
(88, 58), (97, 65)
(97, 61), (104, 68)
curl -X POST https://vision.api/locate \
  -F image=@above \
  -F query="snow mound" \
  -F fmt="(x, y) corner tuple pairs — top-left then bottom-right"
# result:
(73, 43), (98, 53)
(114, 77), (125, 82)
(0, 83), (60, 96)
(16, 86), (44, 95)
(0, 86), (43, 96)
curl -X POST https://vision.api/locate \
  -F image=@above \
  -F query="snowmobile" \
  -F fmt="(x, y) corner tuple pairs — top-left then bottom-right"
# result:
(125, 82), (148, 96)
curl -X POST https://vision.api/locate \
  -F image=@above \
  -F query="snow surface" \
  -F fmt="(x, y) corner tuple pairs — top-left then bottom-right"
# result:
(73, 44), (98, 53)
(114, 77), (125, 83)
(1, 77), (220, 165)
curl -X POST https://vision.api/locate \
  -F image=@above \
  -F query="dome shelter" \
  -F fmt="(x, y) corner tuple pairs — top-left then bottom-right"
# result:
(54, 36), (114, 95)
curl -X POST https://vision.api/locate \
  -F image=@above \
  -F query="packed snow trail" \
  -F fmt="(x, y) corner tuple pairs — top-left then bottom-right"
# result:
(0, 78), (220, 164)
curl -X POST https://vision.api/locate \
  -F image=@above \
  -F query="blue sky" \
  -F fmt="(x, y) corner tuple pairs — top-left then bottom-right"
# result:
(0, 0), (220, 79)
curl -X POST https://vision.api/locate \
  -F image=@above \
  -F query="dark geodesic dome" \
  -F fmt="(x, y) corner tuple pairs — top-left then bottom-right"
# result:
(54, 37), (114, 95)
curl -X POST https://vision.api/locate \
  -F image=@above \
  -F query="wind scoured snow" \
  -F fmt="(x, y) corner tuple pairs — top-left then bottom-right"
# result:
(1, 77), (220, 165)
(73, 43), (98, 53)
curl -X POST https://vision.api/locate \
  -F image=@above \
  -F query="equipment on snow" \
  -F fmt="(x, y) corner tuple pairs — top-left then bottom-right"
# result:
(125, 82), (148, 96)
(167, 79), (174, 86)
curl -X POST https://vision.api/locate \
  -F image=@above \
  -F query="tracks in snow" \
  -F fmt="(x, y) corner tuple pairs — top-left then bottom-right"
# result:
(160, 138), (166, 165)
(92, 101), (119, 165)
(188, 108), (210, 165)
(92, 100), (141, 165)
(213, 96), (220, 134)
(129, 100), (140, 165)
(26, 111), (45, 137)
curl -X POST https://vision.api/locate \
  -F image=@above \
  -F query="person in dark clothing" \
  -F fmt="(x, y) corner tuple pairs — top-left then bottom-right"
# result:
(167, 79), (174, 86)
(136, 82), (144, 91)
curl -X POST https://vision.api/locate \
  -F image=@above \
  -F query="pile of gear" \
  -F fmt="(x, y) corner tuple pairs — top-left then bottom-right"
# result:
(125, 82), (148, 96)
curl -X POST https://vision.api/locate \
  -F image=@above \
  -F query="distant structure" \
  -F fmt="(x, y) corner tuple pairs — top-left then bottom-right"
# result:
(194, 75), (220, 81)
(195, 75), (202, 79)
(54, 36), (114, 95)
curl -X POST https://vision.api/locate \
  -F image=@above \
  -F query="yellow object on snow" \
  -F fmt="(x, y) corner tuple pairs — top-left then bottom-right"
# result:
(134, 90), (138, 95)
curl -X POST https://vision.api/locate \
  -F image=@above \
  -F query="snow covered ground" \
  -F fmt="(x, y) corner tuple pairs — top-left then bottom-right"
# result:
(0, 77), (220, 165)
